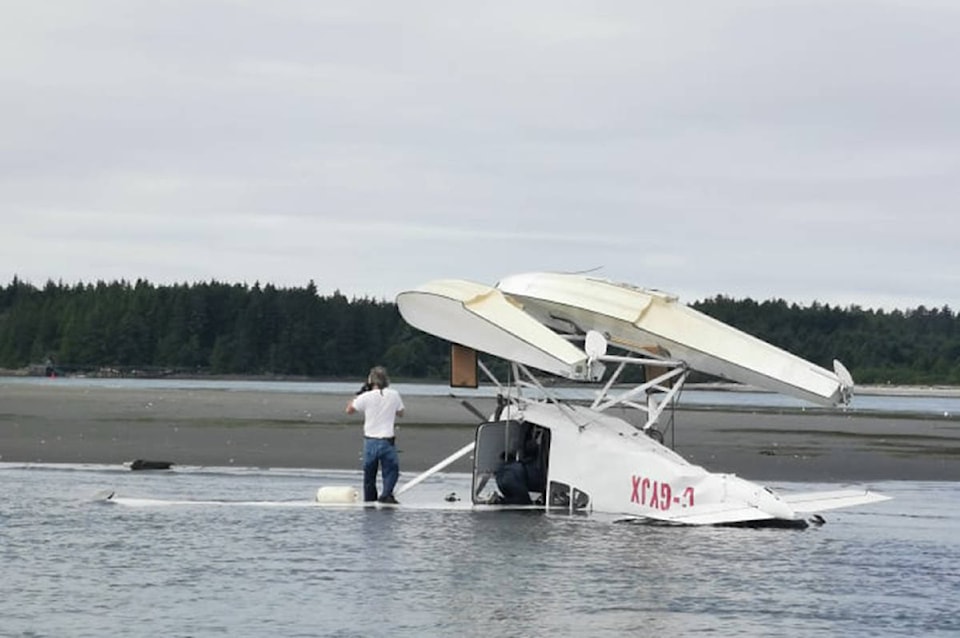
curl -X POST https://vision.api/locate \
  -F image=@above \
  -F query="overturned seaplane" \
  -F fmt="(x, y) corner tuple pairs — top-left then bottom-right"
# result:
(374, 271), (888, 528)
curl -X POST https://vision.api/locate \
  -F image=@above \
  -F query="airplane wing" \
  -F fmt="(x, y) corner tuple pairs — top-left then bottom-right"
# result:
(658, 504), (778, 525)
(614, 503), (777, 526)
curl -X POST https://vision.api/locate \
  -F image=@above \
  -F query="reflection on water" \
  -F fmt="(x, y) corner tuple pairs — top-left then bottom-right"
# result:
(1, 465), (957, 637)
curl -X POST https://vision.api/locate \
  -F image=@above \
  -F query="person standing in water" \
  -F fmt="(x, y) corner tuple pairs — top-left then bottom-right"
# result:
(346, 366), (405, 503)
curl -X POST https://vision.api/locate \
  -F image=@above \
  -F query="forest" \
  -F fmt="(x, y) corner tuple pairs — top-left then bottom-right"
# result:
(1, 277), (958, 385)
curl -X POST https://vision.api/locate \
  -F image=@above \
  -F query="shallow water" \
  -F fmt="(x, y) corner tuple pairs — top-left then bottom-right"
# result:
(1, 464), (957, 637)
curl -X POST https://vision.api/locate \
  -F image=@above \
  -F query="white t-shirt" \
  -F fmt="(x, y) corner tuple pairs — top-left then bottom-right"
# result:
(352, 387), (405, 438)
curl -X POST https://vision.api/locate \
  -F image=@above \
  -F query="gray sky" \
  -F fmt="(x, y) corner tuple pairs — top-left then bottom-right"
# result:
(3, 1), (958, 310)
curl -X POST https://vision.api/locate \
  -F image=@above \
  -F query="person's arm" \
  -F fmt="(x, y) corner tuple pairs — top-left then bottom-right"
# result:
(346, 398), (357, 415)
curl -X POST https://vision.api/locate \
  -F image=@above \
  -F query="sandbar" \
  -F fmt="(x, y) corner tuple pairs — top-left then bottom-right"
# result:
(1, 382), (958, 482)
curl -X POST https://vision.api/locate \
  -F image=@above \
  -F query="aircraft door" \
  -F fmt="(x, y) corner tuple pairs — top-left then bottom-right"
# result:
(472, 420), (550, 506)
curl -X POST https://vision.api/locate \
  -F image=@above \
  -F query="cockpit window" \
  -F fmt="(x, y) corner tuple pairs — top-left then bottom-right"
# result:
(548, 481), (590, 512)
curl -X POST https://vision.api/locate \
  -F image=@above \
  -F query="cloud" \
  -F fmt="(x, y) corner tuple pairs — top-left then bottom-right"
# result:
(2, 1), (958, 311)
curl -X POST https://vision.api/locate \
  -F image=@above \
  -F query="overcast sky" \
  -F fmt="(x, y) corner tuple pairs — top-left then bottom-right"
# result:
(3, 1), (958, 310)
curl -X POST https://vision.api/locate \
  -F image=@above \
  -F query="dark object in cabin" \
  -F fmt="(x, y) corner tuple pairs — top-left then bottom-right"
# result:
(129, 459), (174, 471)
(494, 460), (532, 505)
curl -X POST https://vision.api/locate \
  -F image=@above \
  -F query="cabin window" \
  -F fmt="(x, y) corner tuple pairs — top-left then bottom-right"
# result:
(548, 481), (590, 512)
(472, 420), (550, 506)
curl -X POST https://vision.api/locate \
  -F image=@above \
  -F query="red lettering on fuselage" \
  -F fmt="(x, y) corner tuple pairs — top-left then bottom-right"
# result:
(630, 474), (695, 512)
(660, 482), (672, 511)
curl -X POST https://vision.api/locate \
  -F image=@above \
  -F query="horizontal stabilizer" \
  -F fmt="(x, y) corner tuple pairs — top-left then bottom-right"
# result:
(781, 489), (890, 513)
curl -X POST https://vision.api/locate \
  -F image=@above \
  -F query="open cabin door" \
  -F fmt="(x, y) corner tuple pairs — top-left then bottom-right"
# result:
(472, 420), (550, 506)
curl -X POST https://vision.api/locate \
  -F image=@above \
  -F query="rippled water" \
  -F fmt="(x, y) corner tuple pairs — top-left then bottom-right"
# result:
(2, 464), (958, 637)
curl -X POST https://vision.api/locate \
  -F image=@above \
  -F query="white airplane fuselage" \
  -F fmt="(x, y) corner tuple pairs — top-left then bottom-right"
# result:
(395, 273), (886, 525)
(490, 401), (799, 526)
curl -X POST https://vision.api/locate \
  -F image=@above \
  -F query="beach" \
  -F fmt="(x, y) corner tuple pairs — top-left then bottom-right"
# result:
(1, 382), (958, 481)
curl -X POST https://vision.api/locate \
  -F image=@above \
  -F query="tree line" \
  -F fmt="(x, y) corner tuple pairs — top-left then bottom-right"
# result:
(1, 277), (958, 385)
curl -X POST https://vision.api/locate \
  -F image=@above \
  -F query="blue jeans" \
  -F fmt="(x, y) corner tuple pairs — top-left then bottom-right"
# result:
(363, 438), (399, 502)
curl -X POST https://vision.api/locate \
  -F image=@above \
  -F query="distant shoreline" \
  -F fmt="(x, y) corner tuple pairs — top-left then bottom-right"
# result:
(3, 368), (960, 398)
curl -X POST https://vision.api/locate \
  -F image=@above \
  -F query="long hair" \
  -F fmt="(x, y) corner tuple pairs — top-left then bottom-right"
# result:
(368, 366), (390, 389)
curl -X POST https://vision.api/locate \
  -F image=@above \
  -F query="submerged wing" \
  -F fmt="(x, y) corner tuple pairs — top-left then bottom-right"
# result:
(653, 503), (779, 526)
(621, 489), (888, 525)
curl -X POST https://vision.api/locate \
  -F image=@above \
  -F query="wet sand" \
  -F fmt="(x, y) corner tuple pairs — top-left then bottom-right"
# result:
(1, 383), (958, 481)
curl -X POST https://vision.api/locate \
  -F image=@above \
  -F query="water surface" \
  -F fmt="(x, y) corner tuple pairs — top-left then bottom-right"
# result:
(1, 464), (956, 637)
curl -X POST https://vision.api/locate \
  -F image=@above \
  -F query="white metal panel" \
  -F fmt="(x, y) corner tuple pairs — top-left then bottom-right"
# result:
(497, 272), (848, 406)
(781, 489), (891, 513)
(520, 403), (804, 525)
(659, 505), (777, 525)
(395, 279), (596, 380)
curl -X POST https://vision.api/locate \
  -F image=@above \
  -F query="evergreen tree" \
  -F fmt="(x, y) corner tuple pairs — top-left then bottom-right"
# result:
(1, 276), (957, 384)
